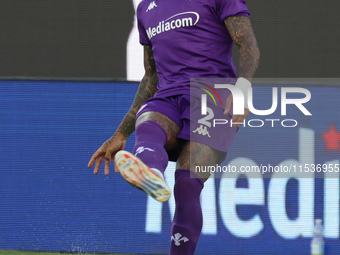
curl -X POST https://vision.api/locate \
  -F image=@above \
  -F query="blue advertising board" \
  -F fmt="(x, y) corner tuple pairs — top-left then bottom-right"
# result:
(0, 80), (339, 254)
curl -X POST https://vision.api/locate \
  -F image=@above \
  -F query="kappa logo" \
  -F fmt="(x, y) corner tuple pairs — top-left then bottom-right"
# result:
(146, 1), (157, 12)
(171, 233), (189, 246)
(135, 146), (155, 156)
(193, 124), (211, 138)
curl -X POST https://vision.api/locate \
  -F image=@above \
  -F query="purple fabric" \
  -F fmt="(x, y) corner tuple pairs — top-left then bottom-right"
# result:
(136, 94), (237, 153)
(170, 169), (204, 255)
(137, 0), (250, 97)
(132, 121), (169, 172)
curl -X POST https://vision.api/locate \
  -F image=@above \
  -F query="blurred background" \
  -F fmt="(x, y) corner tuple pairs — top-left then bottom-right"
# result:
(0, 0), (339, 79)
(1, 0), (340, 254)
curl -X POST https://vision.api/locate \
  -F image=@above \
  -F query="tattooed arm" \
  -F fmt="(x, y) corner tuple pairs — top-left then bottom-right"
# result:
(88, 45), (158, 175)
(224, 16), (260, 127)
(225, 16), (260, 81)
(115, 45), (158, 138)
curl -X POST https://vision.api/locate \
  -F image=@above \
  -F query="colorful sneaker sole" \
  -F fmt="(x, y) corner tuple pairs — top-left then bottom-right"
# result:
(115, 150), (171, 202)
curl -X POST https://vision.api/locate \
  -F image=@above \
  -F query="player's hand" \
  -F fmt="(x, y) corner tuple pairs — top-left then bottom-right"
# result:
(87, 133), (127, 175)
(224, 93), (249, 128)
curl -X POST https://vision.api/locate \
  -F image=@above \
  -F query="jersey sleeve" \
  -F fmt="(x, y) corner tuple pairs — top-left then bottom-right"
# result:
(214, 0), (250, 22)
(137, 2), (152, 46)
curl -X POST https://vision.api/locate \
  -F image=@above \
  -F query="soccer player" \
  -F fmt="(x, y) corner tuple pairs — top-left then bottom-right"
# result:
(88, 0), (260, 254)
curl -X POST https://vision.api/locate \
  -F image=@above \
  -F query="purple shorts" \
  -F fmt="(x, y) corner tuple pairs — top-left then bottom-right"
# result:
(136, 94), (237, 152)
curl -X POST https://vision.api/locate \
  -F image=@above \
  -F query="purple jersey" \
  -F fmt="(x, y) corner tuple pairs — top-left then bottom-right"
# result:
(137, 0), (249, 97)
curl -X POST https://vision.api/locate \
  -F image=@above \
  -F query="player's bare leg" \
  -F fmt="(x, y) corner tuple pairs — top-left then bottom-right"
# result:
(170, 141), (226, 255)
(115, 111), (181, 202)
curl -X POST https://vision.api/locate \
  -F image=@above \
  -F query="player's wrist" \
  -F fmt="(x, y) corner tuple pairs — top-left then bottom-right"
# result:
(235, 77), (252, 109)
(113, 131), (129, 140)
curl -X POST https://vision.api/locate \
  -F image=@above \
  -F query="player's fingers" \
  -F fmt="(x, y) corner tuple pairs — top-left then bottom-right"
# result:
(104, 150), (114, 175)
(114, 159), (119, 173)
(244, 108), (250, 119)
(232, 114), (244, 122)
(224, 95), (233, 115)
(88, 151), (100, 168)
(232, 115), (245, 128)
(104, 159), (110, 176)
(231, 108), (249, 127)
(94, 155), (104, 175)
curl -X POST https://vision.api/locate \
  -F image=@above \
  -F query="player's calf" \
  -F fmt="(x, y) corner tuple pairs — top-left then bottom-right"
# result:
(170, 169), (204, 255)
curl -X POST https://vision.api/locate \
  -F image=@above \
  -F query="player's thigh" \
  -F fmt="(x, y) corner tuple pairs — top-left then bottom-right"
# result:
(176, 141), (226, 182)
(136, 111), (181, 150)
